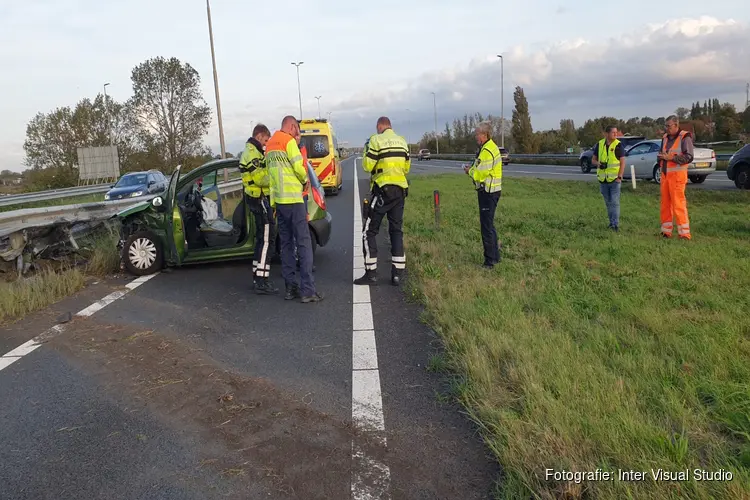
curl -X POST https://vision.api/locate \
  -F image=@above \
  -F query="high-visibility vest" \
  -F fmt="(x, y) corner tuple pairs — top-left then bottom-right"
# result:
(468, 138), (502, 193)
(265, 131), (308, 207)
(239, 140), (269, 198)
(661, 130), (690, 175)
(362, 129), (410, 189)
(596, 138), (621, 183)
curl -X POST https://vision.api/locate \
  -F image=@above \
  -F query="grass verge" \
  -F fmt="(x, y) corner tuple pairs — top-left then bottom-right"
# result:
(404, 174), (750, 499)
(0, 223), (122, 325)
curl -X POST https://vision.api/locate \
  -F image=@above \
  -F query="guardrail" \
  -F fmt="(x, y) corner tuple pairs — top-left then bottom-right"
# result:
(0, 183), (113, 208)
(429, 152), (734, 161)
(0, 180), (243, 238)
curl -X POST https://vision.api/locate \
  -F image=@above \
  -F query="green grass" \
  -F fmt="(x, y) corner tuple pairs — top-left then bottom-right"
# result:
(0, 268), (86, 324)
(404, 174), (750, 499)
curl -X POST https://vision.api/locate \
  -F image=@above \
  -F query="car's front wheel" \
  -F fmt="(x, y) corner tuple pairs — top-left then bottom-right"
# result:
(580, 158), (591, 173)
(653, 165), (662, 184)
(735, 165), (750, 189)
(689, 175), (706, 184)
(123, 231), (163, 276)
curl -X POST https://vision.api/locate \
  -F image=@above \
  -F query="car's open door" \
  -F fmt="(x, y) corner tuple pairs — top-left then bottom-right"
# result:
(165, 165), (187, 265)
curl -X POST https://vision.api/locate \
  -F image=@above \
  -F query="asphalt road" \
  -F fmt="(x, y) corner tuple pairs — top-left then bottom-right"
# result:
(412, 158), (738, 190)
(0, 156), (497, 500)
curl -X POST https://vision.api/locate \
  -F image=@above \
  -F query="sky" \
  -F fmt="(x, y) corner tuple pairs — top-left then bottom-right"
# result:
(0, 1), (748, 172)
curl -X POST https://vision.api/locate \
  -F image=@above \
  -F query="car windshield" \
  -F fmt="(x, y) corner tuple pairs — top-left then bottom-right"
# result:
(300, 135), (330, 159)
(115, 174), (147, 187)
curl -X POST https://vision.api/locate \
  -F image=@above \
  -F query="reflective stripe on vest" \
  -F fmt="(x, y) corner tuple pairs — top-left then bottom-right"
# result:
(596, 138), (621, 183)
(662, 130), (689, 173)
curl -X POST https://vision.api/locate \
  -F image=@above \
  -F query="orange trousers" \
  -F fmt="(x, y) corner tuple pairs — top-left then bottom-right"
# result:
(660, 171), (691, 239)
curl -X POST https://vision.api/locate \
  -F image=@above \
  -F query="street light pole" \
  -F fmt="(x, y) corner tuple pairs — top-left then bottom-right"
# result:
(206, 0), (228, 182)
(497, 54), (504, 148)
(103, 83), (112, 146)
(431, 92), (439, 155)
(315, 96), (322, 119)
(405, 108), (411, 152)
(291, 62), (304, 118)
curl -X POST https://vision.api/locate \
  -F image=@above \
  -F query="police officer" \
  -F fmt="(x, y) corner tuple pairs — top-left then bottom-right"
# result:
(463, 121), (503, 268)
(355, 116), (410, 286)
(239, 123), (278, 295)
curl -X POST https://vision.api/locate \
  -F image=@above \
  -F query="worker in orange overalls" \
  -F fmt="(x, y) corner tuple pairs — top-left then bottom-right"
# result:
(657, 115), (693, 240)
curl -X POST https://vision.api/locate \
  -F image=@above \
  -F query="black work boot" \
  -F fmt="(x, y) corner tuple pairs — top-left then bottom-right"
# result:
(301, 292), (324, 303)
(255, 278), (279, 295)
(354, 270), (378, 286)
(284, 284), (301, 300)
(391, 269), (404, 286)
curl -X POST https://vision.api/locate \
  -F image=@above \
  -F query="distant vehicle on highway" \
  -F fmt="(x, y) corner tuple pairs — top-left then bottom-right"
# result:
(105, 170), (168, 200)
(116, 159), (331, 276)
(623, 140), (716, 184)
(417, 149), (431, 161)
(727, 144), (750, 189)
(579, 136), (646, 173)
(499, 147), (511, 165)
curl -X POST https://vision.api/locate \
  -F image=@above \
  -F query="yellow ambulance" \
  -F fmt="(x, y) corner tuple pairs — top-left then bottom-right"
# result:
(298, 118), (343, 195)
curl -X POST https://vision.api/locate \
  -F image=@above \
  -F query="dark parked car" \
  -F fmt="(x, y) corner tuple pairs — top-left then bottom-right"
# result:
(579, 135), (646, 173)
(105, 170), (168, 200)
(727, 145), (750, 189)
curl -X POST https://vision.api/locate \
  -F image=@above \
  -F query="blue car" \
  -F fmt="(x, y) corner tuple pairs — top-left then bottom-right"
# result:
(105, 170), (168, 200)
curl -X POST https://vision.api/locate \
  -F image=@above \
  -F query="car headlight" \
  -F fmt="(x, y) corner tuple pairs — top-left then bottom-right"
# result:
(104, 193), (110, 200)
(152, 196), (163, 207)
(730, 154), (735, 162)
(131, 191), (144, 197)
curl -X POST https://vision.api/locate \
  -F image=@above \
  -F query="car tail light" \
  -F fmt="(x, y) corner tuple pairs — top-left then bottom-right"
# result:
(312, 185), (326, 211)
(712, 151), (716, 159)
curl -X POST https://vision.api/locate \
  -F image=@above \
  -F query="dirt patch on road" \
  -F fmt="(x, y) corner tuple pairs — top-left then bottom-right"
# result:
(47, 318), (381, 499)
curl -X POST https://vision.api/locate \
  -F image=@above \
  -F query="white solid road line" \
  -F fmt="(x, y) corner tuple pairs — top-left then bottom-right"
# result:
(351, 157), (391, 499)
(0, 273), (158, 373)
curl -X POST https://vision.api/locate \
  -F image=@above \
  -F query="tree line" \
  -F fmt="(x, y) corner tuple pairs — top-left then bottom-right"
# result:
(418, 86), (750, 155)
(21, 57), (215, 190)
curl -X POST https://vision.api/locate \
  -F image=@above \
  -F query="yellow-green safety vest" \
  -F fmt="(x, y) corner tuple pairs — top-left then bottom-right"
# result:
(265, 131), (308, 207)
(362, 129), (410, 189)
(596, 138), (621, 183)
(468, 138), (502, 193)
(239, 140), (269, 198)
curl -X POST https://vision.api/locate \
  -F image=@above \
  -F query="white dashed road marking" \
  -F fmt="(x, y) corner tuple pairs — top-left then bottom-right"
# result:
(0, 273), (158, 373)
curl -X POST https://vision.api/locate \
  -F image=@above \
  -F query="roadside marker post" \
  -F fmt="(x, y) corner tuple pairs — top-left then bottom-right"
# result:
(433, 190), (440, 230)
(630, 165), (636, 190)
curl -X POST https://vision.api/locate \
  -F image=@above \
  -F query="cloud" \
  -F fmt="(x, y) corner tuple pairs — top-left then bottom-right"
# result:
(298, 16), (749, 147)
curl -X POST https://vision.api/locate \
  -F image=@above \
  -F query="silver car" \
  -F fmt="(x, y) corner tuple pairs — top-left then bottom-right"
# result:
(623, 140), (716, 184)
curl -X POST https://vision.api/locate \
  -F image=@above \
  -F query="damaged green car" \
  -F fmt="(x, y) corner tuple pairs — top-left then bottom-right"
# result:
(115, 158), (332, 276)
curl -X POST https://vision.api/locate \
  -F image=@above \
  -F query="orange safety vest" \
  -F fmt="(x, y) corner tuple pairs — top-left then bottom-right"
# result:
(661, 130), (689, 175)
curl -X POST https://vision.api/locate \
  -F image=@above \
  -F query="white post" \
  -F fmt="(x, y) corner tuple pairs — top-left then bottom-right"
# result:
(630, 165), (636, 189)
